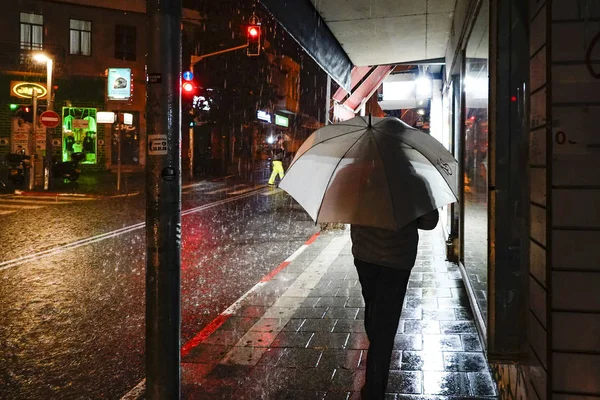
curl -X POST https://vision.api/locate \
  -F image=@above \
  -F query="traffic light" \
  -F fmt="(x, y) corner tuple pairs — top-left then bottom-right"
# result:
(183, 82), (194, 93)
(182, 71), (198, 96)
(14, 105), (33, 123)
(246, 23), (261, 56)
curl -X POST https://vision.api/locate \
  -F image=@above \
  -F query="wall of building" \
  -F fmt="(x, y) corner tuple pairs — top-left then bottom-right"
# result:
(1, 1), (200, 173)
(492, 0), (600, 399)
(547, 0), (600, 397)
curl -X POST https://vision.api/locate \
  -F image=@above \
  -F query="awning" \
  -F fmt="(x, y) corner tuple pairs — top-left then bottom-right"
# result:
(333, 65), (394, 113)
(259, 0), (353, 91)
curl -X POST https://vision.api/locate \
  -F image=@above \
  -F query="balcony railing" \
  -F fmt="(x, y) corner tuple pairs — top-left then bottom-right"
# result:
(0, 42), (66, 76)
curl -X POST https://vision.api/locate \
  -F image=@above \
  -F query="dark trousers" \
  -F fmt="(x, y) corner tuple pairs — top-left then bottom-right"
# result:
(355, 259), (411, 400)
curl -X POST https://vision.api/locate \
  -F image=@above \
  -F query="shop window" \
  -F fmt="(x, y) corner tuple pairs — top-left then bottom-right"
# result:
(114, 24), (136, 61)
(20, 12), (43, 50)
(70, 19), (91, 56)
(62, 107), (97, 164)
(463, 0), (489, 323)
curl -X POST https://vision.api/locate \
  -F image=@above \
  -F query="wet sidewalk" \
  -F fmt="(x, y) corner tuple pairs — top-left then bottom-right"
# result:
(179, 226), (498, 399)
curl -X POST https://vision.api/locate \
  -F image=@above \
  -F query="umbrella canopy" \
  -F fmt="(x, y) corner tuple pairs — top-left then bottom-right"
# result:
(279, 116), (458, 230)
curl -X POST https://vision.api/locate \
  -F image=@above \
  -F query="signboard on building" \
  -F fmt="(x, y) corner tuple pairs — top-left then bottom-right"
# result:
(257, 110), (272, 123)
(275, 114), (289, 127)
(10, 118), (46, 152)
(123, 113), (133, 125)
(11, 81), (48, 99)
(107, 68), (132, 101)
(73, 119), (89, 129)
(97, 111), (116, 124)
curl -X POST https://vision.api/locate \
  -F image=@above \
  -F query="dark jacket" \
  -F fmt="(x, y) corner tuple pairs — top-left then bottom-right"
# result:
(272, 146), (285, 162)
(350, 209), (439, 270)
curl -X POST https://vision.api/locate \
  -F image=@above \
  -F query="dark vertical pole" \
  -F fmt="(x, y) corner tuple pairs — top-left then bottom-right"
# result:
(29, 90), (38, 190)
(44, 59), (53, 191)
(145, 0), (182, 398)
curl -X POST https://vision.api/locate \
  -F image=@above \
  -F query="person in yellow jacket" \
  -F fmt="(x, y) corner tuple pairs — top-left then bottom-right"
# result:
(268, 136), (285, 186)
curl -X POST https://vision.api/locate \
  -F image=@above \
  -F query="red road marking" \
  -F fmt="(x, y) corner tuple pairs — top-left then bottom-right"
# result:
(259, 261), (291, 283)
(181, 314), (231, 357)
(180, 231), (320, 357)
(305, 231), (320, 245)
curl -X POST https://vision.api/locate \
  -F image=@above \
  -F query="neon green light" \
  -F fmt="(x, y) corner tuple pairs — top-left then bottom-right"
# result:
(9, 104), (18, 111)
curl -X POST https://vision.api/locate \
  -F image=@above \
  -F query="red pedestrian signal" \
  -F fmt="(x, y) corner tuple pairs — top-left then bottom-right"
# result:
(246, 24), (261, 56)
(183, 82), (194, 93)
(248, 26), (259, 38)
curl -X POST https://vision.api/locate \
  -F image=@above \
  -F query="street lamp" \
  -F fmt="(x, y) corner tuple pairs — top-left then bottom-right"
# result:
(32, 52), (53, 110)
(33, 52), (54, 190)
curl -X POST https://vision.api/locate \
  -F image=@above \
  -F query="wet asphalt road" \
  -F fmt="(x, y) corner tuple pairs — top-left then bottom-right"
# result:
(0, 180), (318, 399)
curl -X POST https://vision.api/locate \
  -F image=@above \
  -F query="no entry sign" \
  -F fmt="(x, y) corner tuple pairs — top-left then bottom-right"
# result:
(40, 110), (60, 128)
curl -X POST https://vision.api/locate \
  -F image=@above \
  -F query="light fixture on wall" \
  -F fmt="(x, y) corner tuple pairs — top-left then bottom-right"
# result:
(415, 76), (432, 98)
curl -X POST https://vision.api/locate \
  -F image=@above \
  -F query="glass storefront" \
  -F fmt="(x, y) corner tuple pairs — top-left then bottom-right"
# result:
(110, 111), (140, 165)
(61, 107), (98, 164)
(463, 0), (489, 323)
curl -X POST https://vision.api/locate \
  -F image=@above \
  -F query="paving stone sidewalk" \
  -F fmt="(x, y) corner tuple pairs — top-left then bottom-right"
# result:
(181, 227), (498, 399)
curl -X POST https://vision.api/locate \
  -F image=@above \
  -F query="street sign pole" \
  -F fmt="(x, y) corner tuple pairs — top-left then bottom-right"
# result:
(44, 59), (54, 191)
(29, 90), (38, 190)
(145, 0), (182, 398)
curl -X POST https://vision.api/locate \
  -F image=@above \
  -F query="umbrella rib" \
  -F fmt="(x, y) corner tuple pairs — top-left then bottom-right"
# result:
(314, 127), (370, 224)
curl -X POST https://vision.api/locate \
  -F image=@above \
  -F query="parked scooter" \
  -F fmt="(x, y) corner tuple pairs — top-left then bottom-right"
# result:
(6, 152), (30, 186)
(52, 152), (84, 182)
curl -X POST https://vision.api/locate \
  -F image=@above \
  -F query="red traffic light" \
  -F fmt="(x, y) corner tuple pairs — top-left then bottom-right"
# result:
(183, 82), (194, 92)
(246, 24), (261, 56)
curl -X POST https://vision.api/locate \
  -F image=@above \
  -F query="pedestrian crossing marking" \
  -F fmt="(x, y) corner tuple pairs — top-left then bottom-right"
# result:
(0, 194), (98, 216)
(20, 195), (95, 201)
(1, 198), (72, 205)
(0, 203), (43, 210)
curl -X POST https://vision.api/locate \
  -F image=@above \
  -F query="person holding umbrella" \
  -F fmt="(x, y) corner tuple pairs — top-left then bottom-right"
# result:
(278, 115), (459, 399)
(351, 209), (438, 399)
(268, 135), (285, 186)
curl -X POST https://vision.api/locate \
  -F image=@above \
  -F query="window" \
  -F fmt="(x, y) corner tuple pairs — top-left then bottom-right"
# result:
(20, 12), (43, 50)
(463, 0), (489, 323)
(70, 19), (91, 56)
(114, 25), (136, 61)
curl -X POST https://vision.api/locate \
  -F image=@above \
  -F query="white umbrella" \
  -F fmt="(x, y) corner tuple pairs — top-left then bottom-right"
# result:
(279, 116), (458, 230)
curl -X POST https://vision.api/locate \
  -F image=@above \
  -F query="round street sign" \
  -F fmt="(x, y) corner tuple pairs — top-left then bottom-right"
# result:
(40, 110), (60, 128)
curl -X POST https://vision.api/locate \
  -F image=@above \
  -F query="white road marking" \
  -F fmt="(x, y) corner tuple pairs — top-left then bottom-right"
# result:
(0, 204), (44, 210)
(228, 185), (266, 195)
(205, 187), (237, 195)
(121, 231), (320, 399)
(0, 187), (268, 271)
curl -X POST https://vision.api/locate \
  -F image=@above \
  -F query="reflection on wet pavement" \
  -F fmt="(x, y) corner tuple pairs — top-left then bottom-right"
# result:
(179, 227), (498, 399)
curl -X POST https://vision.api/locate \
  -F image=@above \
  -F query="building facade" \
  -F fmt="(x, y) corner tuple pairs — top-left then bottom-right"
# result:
(0, 0), (200, 174)
(442, 0), (600, 398)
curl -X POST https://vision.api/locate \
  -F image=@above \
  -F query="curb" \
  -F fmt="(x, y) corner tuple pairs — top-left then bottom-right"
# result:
(121, 231), (321, 400)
